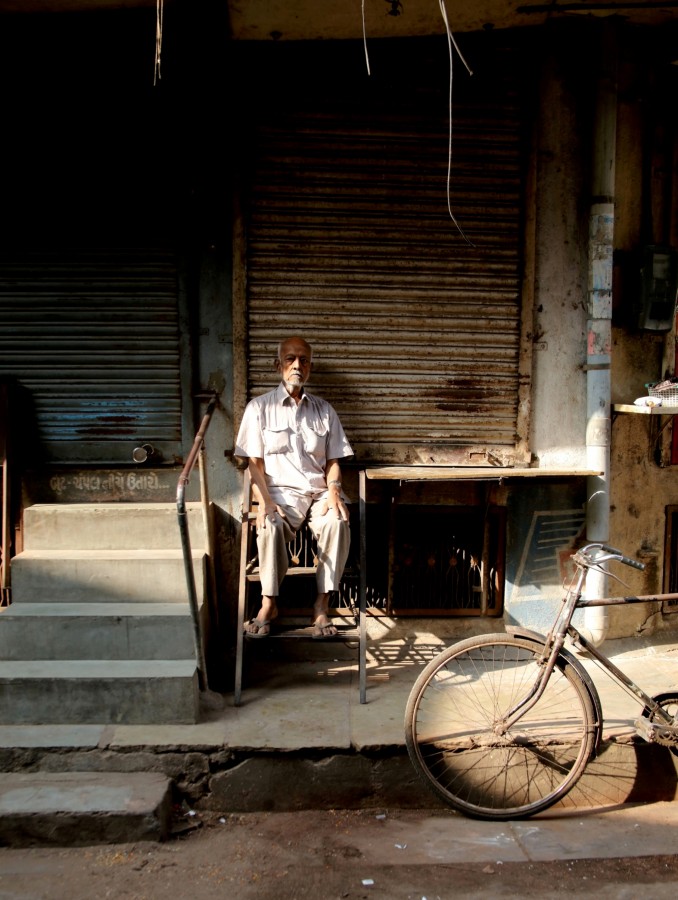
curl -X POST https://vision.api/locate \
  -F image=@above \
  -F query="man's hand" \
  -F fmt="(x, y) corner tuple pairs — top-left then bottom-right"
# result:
(322, 483), (349, 522)
(328, 495), (349, 522)
(256, 502), (287, 530)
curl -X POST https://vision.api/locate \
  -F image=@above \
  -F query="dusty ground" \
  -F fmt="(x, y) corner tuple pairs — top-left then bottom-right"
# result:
(1, 809), (678, 899)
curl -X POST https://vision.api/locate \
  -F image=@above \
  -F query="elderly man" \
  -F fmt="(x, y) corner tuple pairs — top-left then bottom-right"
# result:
(234, 336), (353, 638)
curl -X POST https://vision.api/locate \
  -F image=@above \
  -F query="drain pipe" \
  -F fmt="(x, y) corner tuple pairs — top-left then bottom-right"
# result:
(584, 22), (618, 645)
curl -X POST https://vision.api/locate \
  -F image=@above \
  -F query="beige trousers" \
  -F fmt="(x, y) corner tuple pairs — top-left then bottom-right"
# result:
(256, 499), (350, 597)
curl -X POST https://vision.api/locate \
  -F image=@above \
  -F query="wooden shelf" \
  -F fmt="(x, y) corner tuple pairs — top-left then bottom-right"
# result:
(363, 466), (602, 481)
(614, 404), (678, 416)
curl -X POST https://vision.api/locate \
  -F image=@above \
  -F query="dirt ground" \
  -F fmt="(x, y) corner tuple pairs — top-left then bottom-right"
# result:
(1, 809), (678, 899)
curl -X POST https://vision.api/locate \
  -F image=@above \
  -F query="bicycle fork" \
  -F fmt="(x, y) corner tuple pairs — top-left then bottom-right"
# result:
(499, 570), (587, 734)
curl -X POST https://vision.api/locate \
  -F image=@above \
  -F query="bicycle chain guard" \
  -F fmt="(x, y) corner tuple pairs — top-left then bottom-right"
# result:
(634, 716), (678, 747)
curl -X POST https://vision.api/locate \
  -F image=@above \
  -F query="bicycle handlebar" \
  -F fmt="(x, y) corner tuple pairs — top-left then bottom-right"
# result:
(579, 543), (646, 571)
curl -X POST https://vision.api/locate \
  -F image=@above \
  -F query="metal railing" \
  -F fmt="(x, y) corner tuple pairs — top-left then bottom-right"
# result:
(176, 391), (220, 692)
(1, 380), (12, 607)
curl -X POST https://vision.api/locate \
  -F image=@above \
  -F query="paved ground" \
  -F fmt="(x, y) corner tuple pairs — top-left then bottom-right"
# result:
(3, 804), (678, 899)
(1, 626), (678, 857)
(3, 626), (676, 754)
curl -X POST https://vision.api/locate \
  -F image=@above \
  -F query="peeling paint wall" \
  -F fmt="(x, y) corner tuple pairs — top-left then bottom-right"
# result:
(607, 40), (678, 638)
(528, 27), (589, 471)
(504, 21), (678, 640)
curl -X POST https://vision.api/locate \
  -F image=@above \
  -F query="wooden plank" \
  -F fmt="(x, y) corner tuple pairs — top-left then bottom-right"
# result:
(364, 466), (602, 481)
(614, 404), (678, 416)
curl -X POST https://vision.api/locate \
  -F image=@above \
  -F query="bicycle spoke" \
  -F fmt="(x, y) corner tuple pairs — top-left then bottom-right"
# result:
(405, 635), (596, 818)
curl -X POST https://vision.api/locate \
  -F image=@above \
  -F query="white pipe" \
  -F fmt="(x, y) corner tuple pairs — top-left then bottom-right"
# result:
(583, 23), (618, 646)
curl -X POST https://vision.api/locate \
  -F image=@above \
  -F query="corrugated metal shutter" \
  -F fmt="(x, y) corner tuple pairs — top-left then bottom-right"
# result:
(0, 248), (184, 464)
(244, 85), (527, 465)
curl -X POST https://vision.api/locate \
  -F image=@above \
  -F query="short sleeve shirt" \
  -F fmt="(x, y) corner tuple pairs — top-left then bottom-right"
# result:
(234, 383), (353, 523)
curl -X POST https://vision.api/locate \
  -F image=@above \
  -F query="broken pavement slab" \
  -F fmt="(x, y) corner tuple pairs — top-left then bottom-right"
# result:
(0, 772), (173, 847)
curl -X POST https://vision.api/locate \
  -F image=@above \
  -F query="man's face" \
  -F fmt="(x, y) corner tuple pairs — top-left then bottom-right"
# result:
(276, 339), (313, 391)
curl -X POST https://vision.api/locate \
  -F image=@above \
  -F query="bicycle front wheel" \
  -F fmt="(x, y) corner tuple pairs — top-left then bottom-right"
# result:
(405, 634), (597, 819)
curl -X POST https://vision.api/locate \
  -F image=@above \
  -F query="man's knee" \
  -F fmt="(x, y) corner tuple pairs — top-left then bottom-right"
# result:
(319, 514), (349, 541)
(256, 520), (291, 559)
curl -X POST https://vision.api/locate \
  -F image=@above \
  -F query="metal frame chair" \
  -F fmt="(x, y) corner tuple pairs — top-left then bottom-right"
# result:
(234, 468), (367, 705)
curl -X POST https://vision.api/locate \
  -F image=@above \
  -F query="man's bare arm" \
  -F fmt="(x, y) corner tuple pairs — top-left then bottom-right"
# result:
(325, 458), (349, 522)
(247, 458), (284, 529)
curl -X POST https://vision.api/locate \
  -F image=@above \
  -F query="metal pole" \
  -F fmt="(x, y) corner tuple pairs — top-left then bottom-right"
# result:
(585, 20), (618, 645)
(359, 469), (367, 704)
(176, 393), (218, 691)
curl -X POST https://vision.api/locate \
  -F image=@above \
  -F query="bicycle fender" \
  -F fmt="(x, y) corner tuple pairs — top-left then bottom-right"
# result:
(506, 625), (547, 642)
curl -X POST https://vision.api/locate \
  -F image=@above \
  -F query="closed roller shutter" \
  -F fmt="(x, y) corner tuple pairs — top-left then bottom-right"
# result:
(0, 248), (186, 464)
(242, 43), (530, 466)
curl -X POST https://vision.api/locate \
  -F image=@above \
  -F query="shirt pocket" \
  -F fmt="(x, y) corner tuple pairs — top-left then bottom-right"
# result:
(263, 427), (292, 455)
(302, 421), (328, 458)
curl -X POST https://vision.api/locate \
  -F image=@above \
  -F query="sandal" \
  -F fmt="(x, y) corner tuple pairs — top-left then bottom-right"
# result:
(311, 618), (338, 639)
(244, 618), (273, 638)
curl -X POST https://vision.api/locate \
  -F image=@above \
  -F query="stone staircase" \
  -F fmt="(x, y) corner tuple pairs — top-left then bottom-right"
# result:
(0, 503), (206, 725)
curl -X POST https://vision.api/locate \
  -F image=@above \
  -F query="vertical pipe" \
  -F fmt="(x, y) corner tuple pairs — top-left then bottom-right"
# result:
(585, 21), (618, 644)
(359, 469), (367, 704)
(176, 394), (218, 691)
(234, 469), (251, 706)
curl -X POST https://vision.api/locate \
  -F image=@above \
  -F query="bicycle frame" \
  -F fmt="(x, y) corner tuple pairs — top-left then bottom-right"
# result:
(503, 545), (678, 731)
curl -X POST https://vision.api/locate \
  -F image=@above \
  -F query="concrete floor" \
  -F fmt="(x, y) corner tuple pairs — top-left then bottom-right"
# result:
(0, 629), (676, 756)
(0, 629), (678, 851)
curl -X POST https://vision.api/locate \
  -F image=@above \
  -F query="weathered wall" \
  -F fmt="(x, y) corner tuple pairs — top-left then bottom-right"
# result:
(607, 37), (678, 638)
(500, 25), (591, 633)
(528, 25), (590, 473)
(510, 22), (678, 640)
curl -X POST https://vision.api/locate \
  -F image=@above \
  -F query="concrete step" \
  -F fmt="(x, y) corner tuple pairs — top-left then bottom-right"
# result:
(22, 502), (207, 552)
(0, 771), (173, 846)
(0, 603), (197, 660)
(0, 660), (199, 725)
(10, 549), (205, 603)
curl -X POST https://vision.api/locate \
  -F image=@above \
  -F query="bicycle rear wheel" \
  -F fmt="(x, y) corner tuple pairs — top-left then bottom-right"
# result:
(405, 634), (597, 819)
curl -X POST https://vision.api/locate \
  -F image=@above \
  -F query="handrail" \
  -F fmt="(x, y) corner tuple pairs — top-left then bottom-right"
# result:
(176, 391), (219, 692)
(1, 380), (11, 607)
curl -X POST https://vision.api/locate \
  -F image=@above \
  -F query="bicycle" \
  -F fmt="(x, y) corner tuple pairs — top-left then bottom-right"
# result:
(404, 543), (678, 820)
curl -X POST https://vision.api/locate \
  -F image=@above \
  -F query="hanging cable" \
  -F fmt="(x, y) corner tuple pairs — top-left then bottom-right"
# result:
(438, 0), (474, 244)
(154, 0), (164, 85)
(362, 0), (371, 75)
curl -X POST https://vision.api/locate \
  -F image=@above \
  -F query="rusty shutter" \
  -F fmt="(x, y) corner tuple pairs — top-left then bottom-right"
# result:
(0, 248), (187, 464)
(240, 41), (530, 466)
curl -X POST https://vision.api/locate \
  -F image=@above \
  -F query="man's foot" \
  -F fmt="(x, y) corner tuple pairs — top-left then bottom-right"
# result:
(311, 614), (338, 639)
(244, 618), (274, 638)
(244, 599), (278, 638)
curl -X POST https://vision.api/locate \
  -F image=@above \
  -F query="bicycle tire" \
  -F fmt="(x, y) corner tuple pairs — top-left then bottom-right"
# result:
(404, 633), (597, 820)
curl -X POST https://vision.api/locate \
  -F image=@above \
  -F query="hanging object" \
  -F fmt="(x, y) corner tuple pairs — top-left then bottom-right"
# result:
(361, 0), (475, 243)
(362, 0), (371, 75)
(385, 0), (404, 15)
(438, 0), (474, 245)
(154, 0), (164, 85)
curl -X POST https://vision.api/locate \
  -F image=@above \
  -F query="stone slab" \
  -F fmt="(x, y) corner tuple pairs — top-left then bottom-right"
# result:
(0, 660), (199, 725)
(22, 502), (205, 551)
(10, 550), (205, 603)
(0, 771), (172, 846)
(0, 725), (105, 748)
(0, 603), (195, 660)
(326, 801), (678, 865)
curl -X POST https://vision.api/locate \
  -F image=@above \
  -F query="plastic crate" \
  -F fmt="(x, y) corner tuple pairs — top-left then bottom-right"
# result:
(647, 381), (678, 404)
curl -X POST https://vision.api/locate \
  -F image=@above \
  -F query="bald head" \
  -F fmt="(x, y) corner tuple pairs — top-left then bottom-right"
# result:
(276, 336), (313, 395)
(277, 336), (313, 363)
